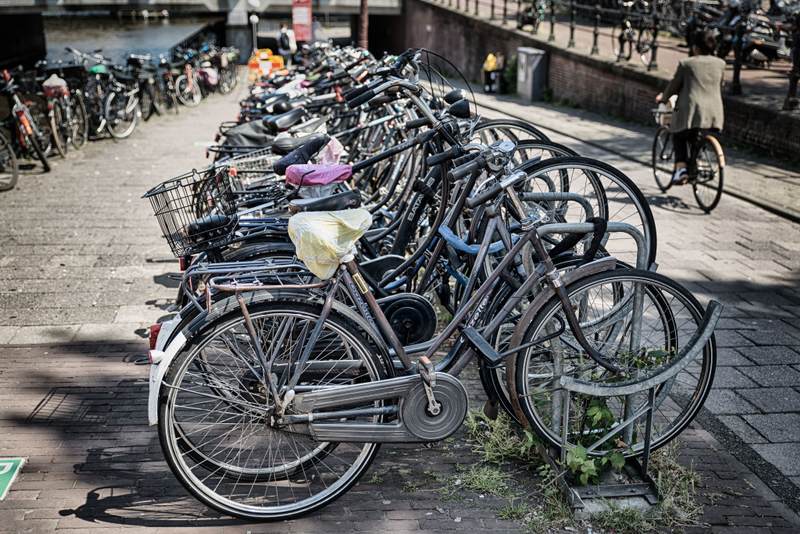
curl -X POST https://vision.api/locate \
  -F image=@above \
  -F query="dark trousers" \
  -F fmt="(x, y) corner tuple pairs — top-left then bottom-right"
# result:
(673, 128), (719, 164)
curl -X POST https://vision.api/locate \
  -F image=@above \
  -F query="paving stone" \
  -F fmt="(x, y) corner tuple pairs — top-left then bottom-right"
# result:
(712, 367), (759, 388)
(740, 346), (800, 365)
(738, 365), (800, 387)
(704, 389), (759, 415)
(717, 348), (755, 366)
(737, 388), (800, 413)
(744, 414), (800, 443)
(718, 416), (769, 444)
(752, 444), (800, 476)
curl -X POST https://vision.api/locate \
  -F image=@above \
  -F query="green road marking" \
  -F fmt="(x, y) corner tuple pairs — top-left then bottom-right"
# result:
(0, 458), (26, 500)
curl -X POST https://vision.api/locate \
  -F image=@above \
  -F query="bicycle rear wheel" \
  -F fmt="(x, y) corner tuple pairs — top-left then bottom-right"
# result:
(70, 91), (89, 149)
(49, 100), (68, 157)
(652, 126), (673, 192)
(158, 298), (392, 520)
(512, 269), (716, 457)
(692, 136), (724, 213)
(104, 91), (139, 139)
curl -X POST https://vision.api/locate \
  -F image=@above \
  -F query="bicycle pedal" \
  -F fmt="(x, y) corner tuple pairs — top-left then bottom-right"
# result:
(461, 326), (505, 367)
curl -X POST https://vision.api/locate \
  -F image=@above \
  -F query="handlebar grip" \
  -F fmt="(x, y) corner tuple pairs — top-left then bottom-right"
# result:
(426, 145), (463, 166)
(465, 181), (503, 209)
(448, 156), (485, 181)
(344, 84), (370, 102)
(348, 89), (375, 109)
(451, 151), (480, 167)
(405, 117), (430, 130)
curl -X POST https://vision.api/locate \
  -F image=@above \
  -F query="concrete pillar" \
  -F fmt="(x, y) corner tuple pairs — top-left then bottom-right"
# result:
(226, 0), (254, 62)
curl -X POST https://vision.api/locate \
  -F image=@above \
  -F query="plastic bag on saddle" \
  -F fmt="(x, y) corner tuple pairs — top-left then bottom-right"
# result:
(287, 209), (372, 279)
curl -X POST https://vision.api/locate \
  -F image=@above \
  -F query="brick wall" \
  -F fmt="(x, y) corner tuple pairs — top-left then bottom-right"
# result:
(402, 0), (800, 159)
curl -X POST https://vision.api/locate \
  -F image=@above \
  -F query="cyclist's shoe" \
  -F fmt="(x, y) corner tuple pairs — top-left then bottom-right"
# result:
(671, 168), (688, 185)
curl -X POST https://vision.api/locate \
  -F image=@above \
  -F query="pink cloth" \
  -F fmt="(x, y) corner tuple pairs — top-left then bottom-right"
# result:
(285, 164), (353, 186)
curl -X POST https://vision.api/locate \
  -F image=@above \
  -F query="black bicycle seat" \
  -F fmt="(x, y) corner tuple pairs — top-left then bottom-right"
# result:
(288, 189), (362, 213)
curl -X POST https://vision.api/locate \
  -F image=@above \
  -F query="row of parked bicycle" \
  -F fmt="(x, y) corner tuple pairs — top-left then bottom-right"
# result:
(0, 43), (240, 192)
(514, 0), (799, 69)
(142, 43), (720, 520)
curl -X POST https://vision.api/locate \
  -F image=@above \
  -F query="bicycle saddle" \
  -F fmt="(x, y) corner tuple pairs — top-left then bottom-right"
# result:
(184, 214), (235, 240)
(288, 189), (362, 213)
(285, 164), (352, 187)
(272, 132), (329, 156)
(263, 107), (306, 133)
(273, 134), (331, 175)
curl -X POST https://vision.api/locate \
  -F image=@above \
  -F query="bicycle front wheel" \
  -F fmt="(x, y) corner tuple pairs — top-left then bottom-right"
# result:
(513, 269), (716, 457)
(104, 91), (139, 139)
(158, 298), (392, 520)
(652, 126), (673, 192)
(692, 135), (724, 213)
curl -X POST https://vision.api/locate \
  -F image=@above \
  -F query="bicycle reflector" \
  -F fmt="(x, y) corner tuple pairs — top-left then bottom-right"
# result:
(148, 323), (162, 351)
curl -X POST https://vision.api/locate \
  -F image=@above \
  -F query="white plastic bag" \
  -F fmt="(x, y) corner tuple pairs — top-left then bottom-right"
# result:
(287, 209), (372, 279)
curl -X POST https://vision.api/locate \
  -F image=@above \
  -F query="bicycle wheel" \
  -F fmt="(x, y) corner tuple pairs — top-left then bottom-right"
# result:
(472, 118), (550, 144)
(513, 269), (716, 457)
(28, 130), (50, 172)
(104, 90), (139, 139)
(515, 156), (657, 269)
(0, 132), (18, 191)
(176, 75), (202, 107)
(70, 91), (89, 149)
(140, 83), (155, 121)
(49, 100), (67, 158)
(637, 27), (656, 66)
(652, 126), (673, 192)
(692, 136), (724, 213)
(158, 298), (392, 520)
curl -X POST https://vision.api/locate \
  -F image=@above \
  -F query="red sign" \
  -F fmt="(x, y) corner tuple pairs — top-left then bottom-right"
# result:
(292, 0), (312, 42)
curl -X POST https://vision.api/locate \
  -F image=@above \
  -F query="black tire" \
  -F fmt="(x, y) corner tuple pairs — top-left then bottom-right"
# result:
(29, 132), (50, 172)
(473, 118), (550, 144)
(70, 91), (89, 149)
(157, 298), (393, 520)
(513, 269), (716, 457)
(49, 100), (68, 158)
(692, 136), (724, 213)
(652, 126), (673, 192)
(0, 132), (19, 191)
(140, 83), (155, 122)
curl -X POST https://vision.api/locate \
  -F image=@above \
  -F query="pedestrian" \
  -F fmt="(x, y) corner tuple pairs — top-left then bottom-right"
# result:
(655, 29), (725, 185)
(277, 23), (297, 66)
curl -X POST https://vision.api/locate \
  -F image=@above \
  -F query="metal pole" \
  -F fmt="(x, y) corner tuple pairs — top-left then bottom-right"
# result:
(474, 0), (479, 17)
(491, 0), (496, 19)
(731, 22), (744, 95)
(502, 0), (508, 24)
(548, 0), (556, 42)
(647, 10), (659, 71)
(591, 3), (600, 55)
(567, 0), (576, 47)
(359, 0), (369, 49)
(783, 18), (800, 110)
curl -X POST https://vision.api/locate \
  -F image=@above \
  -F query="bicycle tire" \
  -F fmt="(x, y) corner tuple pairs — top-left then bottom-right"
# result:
(158, 298), (393, 521)
(71, 91), (89, 149)
(512, 269), (716, 457)
(28, 131), (50, 172)
(49, 100), (67, 158)
(104, 90), (139, 139)
(692, 135), (724, 213)
(652, 126), (673, 192)
(0, 132), (19, 191)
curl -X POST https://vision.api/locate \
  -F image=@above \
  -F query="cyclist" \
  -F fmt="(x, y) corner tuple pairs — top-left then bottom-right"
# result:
(655, 29), (725, 185)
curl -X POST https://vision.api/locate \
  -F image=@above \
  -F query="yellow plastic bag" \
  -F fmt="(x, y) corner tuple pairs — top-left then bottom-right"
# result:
(287, 209), (372, 279)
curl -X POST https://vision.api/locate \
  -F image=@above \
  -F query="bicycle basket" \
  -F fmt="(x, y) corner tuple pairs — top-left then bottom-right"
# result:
(143, 167), (238, 257)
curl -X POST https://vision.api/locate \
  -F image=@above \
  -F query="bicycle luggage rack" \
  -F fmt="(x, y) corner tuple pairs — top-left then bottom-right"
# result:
(543, 299), (722, 518)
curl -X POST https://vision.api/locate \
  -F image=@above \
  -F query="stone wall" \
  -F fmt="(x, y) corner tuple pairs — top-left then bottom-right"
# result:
(399, 0), (800, 159)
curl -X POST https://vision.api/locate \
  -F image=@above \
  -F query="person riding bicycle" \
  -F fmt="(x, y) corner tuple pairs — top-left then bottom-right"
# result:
(656, 29), (725, 185)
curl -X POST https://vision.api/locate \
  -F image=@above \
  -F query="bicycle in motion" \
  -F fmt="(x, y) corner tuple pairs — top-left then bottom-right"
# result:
(651, 103), (725, 213)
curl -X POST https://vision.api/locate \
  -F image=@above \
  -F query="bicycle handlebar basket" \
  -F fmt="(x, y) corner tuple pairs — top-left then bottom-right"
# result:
(144, 167), (239, 257)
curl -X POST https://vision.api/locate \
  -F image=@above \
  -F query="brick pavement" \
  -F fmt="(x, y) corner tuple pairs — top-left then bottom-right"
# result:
(0, 75), (799, 532)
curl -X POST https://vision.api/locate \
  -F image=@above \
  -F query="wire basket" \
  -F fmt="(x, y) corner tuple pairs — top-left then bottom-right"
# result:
(143, 167), (239, 257)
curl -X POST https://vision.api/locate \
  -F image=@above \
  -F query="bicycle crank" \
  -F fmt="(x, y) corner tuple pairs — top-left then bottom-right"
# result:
(284, 373), (468, 443)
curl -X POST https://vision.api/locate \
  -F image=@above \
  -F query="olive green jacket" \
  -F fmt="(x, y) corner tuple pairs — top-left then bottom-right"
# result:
(663, 55), (725, 133)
